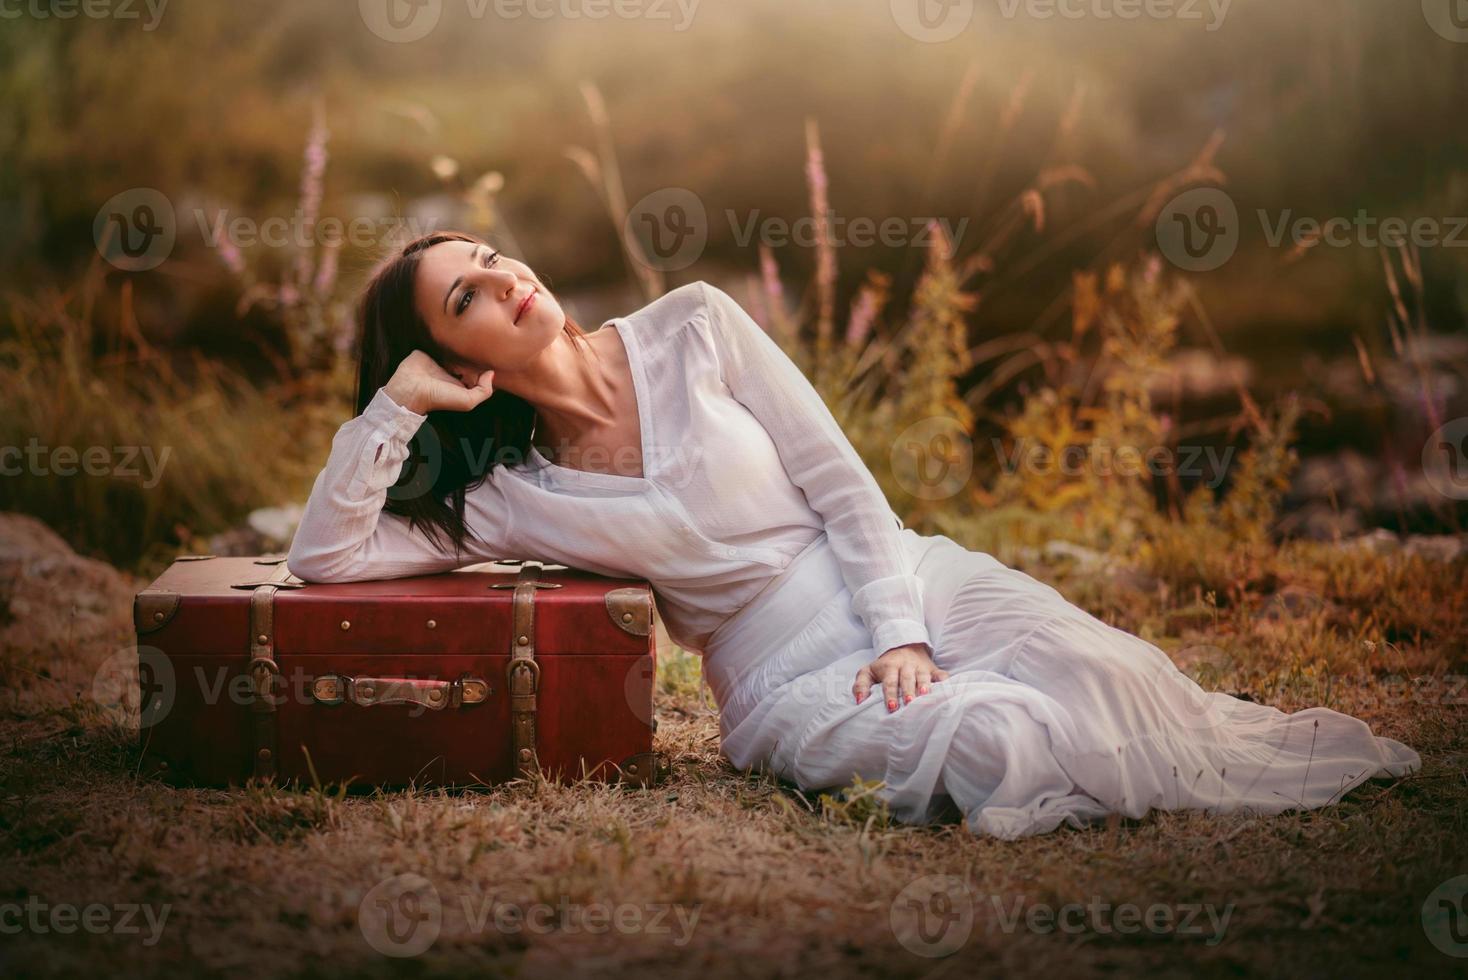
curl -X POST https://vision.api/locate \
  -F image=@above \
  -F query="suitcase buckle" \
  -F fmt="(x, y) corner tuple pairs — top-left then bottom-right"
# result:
(248, 656), (281, 707)
(311, 674), (347, 705)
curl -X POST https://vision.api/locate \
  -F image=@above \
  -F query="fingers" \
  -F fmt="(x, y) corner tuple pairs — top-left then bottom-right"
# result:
(858, 652), (949, 712)
(898, 663), (917, 706)
(881, 667), (900, 713)
(438, 371), (496, 413)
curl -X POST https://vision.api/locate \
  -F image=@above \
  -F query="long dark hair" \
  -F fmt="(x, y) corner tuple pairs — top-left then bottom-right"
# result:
(354, 230), (593, 557)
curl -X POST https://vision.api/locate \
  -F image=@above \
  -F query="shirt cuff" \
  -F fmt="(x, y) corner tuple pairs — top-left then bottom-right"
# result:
(870, 618), (934, 658)
(345, 387), (429, 497)
(850, 572), (933, 656)
(363, 386), (428, 443)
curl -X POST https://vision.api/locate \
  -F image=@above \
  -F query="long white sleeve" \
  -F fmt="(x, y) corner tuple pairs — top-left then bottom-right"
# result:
(698, 281), (933, 658)
(286, 387), (515, 583)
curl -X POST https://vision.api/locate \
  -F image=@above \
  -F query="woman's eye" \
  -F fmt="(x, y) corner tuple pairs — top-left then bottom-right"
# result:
(457, 251), (499, 314)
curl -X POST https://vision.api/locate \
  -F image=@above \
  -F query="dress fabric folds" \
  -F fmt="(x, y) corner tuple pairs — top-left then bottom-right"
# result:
(705, 527), (1421, 840)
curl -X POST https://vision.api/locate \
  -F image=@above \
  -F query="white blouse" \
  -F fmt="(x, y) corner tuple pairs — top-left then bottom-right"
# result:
(286, 281), (933, 660)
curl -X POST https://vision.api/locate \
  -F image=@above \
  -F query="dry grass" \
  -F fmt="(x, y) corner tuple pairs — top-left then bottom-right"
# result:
(1, 513), (1464, 978)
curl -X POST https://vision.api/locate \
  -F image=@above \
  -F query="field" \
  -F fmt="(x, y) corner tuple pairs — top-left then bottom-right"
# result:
(2, 1), (1467, 975)
(2, 508), (1465, 977)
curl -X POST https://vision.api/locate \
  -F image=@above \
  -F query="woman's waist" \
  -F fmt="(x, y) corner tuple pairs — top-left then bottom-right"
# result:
(703, 530), (849, 665)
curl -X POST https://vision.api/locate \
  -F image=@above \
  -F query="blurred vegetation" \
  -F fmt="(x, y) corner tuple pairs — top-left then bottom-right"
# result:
(0, 0), (1466, 567)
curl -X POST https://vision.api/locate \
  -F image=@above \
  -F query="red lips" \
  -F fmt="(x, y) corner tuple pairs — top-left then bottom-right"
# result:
(514, 286), (538, 324)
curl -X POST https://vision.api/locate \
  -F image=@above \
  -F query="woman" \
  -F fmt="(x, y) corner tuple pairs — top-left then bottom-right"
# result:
(287, 231), (1421, 839)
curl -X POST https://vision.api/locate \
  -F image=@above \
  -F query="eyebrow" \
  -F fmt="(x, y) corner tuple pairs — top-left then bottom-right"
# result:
(442, 246), (484, 314)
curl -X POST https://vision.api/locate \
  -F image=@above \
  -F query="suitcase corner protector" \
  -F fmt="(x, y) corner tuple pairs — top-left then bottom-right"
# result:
(134, 590), (182, 634)
(606, 587), (654, 637)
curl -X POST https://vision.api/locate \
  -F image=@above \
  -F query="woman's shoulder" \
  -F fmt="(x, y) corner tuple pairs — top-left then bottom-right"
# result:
(622, 281), (743, 342)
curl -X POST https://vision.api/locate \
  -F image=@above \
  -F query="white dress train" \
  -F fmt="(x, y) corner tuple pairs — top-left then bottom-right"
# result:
(705, 527), (1422, 839)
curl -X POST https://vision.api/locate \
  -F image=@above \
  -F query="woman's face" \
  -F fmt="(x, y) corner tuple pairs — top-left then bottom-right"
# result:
(412, 240), (567, 383)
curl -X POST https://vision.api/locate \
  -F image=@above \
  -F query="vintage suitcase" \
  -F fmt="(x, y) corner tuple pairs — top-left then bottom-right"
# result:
(131, 555), (657, 788)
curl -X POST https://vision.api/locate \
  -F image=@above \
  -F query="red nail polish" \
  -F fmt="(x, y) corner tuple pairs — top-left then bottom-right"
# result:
(904, 694), (913, 703)
(887, 699), (897, 711)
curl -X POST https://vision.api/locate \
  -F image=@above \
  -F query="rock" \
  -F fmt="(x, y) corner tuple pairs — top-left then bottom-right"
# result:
(1337, 529), (1465, 562)
(1402, 535), (1465, 562)
(1343, 528), (1401, 554)
(1041, 540), (1108, 570)
(0, 512), (141, 701)
(1145, 348), (1253, 400)
(1254, 585), (1333, 623)
(1276, 502), (1364, 541)
(1291, 450), (1379, 511)
(246, 504), (304, 547)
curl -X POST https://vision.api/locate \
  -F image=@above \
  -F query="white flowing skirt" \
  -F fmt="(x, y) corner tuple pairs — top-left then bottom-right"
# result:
(701, 529), (1421, 840)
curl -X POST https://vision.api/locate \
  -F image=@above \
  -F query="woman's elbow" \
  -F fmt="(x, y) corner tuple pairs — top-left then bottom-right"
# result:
(285, 542), (358, 584)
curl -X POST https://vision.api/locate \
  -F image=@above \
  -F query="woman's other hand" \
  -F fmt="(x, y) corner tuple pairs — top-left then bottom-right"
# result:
(853, 643), (950, 713)
(384, 350), (495, 415)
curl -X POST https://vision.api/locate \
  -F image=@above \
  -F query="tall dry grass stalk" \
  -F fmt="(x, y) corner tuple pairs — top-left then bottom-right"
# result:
(565, 80), (665, 304)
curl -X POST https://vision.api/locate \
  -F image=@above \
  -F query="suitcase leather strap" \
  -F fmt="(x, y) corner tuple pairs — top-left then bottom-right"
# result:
(235, 562), (301, 781)
(506, 562), (547, 780)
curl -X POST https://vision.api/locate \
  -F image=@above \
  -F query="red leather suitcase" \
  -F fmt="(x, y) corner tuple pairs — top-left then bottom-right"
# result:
(131, 555), (657, 788)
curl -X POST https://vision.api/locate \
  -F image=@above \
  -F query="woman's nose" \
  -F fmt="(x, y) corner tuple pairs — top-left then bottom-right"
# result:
(481, 267), (518, 298)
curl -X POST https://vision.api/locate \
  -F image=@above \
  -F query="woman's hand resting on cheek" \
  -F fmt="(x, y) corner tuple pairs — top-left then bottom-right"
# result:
(853, 643), (950, 713)
(383, 350), (496, 415)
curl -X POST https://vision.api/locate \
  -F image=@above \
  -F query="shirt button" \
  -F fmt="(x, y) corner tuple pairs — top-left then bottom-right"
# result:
(725, 547), (737, 557)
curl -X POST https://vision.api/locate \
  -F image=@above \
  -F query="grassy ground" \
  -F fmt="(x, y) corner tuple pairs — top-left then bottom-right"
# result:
(1, 513), (1464, 978)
